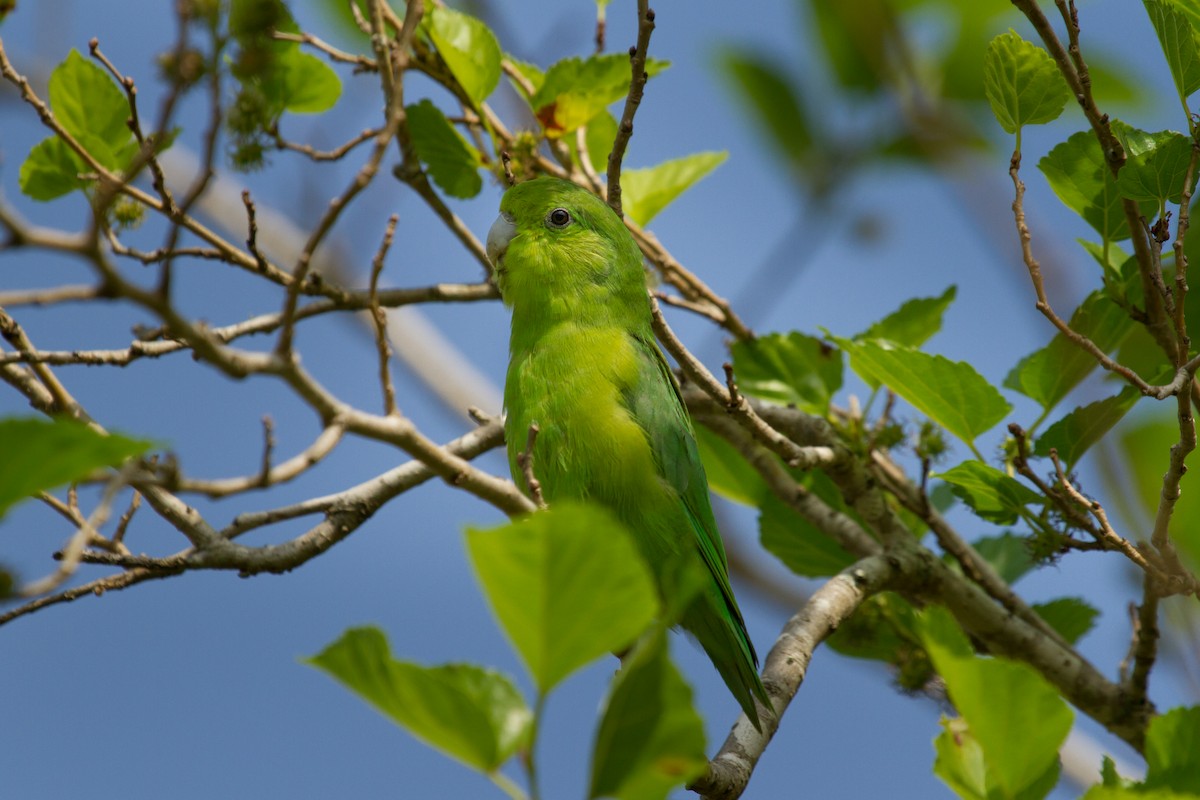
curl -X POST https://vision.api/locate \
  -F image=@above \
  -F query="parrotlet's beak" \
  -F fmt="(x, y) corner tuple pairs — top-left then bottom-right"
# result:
(486, 212), (516, 270)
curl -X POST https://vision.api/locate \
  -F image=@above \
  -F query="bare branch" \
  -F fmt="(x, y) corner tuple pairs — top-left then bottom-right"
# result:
(694, 556), (894, 799)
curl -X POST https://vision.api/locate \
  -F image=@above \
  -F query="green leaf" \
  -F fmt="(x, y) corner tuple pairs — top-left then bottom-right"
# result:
(503, 54), (544, 100)
(760, 489), (855, 578)
(1034, 388), (1141, 467)
(1038, 131), (1157, 242)
(936, 462), (1043, 526)
(1086, 56), (1149, 109)
(826, 592), (937, 691)
(970, 532), (1036, 584)
(1082, 787), (1199, 800)
(983, 30), (1070, 135)
(19, 136), (89, 201)
(919, 604), (975, 661)
(424, 6), (501, 105)
(920, 607), (1073, 799)
(581, 110), (618, 174)
(620, 151), (727, 226)
(279, 49), (341, 113)
(1004, 290), (1137, 411)
(588, 630), (707, 800)
(48, 49), (131, 153)
(811, 1), (885, 92)
(827, 591), (920, 661)
(315, 0), (399, 46)
(1078, 239), (1135, 298)
(406, 99), (483, 199)
(531, 54), (669, 137)
(306, 627), (531, 773)
(833, 338), (1012, 445)
(1031, 597), (1099, 645)
(1112, 120), (1192, 204)
(933, 717), (989, 800)
(464, 503), (658, 692)
(1172, 0), (1200, 33)
(716, 47), (812, 166)
(1144, 0), (1200, 100)
(1116, 415), (1200, 569)
(731, 331), (842, 415)
(935, 716), (1062, 800)
(694, 425), (766, 507)
(0, 417), (151, 519)
(856, 286), (957, 350)
(1144, 705), (1200, 792)
(1101, 755), (1127, 788)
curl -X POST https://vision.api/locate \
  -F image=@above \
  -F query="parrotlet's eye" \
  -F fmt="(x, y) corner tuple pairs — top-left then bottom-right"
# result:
(546, 208), (572, 228)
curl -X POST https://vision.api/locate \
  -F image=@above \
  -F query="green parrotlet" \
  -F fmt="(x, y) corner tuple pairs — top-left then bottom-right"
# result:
(486, 176), (769, 730)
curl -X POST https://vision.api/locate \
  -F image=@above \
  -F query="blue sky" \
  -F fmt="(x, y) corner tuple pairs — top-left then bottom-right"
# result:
(0, 1), (1190, 798)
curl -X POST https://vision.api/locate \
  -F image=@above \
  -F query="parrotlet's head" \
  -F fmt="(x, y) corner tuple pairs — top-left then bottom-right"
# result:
(486, 177), (646, 314)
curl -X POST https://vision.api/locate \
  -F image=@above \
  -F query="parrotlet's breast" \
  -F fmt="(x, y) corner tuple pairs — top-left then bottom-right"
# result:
(504, 322), (673, 526)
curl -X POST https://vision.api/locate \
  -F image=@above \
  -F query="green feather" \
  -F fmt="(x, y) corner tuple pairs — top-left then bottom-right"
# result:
(493, 177), (769, 730)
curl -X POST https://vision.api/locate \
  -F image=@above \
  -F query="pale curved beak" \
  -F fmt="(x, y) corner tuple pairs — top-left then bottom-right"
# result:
(486, 212), (516, 270)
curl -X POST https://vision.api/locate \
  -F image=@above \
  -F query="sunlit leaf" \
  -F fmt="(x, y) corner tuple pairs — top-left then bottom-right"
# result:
(1034, 388), (1141, 467)
(19, 136), (89, 201)
(1144, 705), (1200, 792)
(48, 49), (130, 150)
(833, 338), (1011, 445)
(983, 30), (1070, 135)
(1144, 0), (1200, 100)
(0, 417), (151, 519)
(856, 286), (957, 352)
(620, 151), (727, 226)
(307, 627), (531, 773)
(1082, 786), (1198, 799)
(1112, 120), (1192, 204)
(936, 462), (1043, 526)
(1038, 131), (1157, 241)
(425, 6), (501, 105)
(406, 99), (482, 198)
(588, 630), (707, 800)
(280, 49), (341, 113)
(465, 503), (658, 692)
(582, 110), (618, 174)
(1004, 290), (1137, 411)
(531, 54), (669, 137)
(920, 607), (1073, 799)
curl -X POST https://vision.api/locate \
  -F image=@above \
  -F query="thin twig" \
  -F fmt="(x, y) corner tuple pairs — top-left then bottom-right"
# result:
(517, 424), (546, 508)
(276, 122), (398, 357)
(370, 215), (401, 416)
(257, 415), (276, 488)
(1008, 150), (1156, 395)
(273, 30), (378, 71)
(605, 1), (655, 217)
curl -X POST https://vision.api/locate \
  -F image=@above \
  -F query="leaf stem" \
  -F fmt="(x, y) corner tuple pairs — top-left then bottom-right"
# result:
(489, 771), (529, 800)
(524, 692), (547, 800)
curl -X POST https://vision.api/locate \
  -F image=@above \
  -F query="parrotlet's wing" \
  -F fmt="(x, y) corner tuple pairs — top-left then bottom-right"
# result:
(623, 332), (770, 729)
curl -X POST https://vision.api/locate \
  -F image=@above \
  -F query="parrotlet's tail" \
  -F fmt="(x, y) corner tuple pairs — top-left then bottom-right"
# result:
(683, 592), (771, 732)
